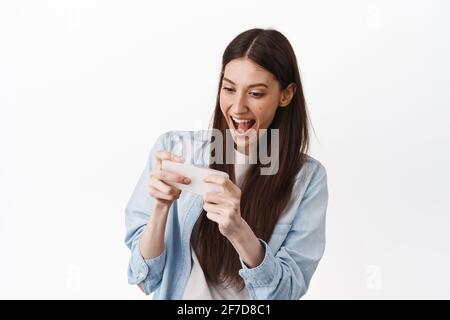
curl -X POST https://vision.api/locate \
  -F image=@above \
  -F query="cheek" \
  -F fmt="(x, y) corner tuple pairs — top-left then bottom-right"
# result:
(254, 101), (278, 127)
(219, 93), (229, 114)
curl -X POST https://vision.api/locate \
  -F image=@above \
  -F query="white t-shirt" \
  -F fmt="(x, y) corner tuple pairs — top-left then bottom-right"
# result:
(182, 149), (252, 300)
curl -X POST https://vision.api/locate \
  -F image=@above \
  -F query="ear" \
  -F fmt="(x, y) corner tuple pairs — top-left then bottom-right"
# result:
(278, 83), (297, 107)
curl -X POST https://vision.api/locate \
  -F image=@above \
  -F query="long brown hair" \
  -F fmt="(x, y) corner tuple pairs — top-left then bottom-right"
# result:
(193, 28), (310, 290)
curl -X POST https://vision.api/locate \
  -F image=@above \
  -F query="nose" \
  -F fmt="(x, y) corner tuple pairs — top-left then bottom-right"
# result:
(231, 92), (248, 114)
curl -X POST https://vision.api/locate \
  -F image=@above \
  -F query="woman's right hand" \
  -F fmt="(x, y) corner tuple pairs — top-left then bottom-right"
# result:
(149, 151), (191, 210)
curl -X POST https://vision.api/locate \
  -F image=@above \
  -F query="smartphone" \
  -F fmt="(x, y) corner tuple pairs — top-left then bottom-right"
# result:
(161, 160), (229, 195)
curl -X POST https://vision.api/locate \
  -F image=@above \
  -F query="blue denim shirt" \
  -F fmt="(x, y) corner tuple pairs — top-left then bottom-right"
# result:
(124, 130), (328, 299)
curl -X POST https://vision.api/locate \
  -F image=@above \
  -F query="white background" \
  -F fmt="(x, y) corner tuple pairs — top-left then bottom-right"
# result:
(1, 0), (449, 299)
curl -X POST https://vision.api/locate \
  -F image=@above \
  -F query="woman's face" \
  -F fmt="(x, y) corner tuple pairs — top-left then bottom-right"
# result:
(219, 58), (295, 153)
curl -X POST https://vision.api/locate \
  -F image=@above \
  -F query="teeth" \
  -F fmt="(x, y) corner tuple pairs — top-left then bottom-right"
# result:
(232, 117), (254, 123)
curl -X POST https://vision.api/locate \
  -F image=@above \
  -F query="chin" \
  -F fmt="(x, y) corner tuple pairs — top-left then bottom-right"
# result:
(230, 128), (259, 151)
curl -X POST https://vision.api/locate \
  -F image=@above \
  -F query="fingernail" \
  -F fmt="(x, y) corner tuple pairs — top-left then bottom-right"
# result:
(184, 177), (190, 184)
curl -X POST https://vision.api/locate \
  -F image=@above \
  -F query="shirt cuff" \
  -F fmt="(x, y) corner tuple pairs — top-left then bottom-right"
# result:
(238, 239), (281, 287)
(128, 239), (167, 288)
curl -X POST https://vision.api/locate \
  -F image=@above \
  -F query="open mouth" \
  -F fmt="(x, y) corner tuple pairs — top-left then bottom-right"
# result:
(230, 116), (256, 135)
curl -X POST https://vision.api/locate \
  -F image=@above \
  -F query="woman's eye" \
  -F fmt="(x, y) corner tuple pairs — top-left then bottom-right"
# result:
(249, 92), (264, 98)
(222, 87), (234, 92)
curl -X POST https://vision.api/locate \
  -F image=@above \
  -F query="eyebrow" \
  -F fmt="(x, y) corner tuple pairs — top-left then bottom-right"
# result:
(222, 77), (269, 89)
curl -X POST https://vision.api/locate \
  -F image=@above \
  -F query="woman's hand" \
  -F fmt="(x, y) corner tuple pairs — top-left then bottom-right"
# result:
(202, 175), (244, 239)
(203, 174), (265, 268)
(148, 151), (191, 210)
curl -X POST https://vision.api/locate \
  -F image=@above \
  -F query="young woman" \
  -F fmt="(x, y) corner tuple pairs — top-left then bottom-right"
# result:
(124, 28), (328, 300)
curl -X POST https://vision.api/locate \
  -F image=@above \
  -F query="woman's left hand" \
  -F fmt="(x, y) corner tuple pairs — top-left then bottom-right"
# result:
(202, 174), (244, 239)
(203, 174), (266, 268)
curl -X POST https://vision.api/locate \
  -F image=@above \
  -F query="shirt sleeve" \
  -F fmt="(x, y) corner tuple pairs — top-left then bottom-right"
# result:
(124, 132), (169, 295)
(238, 161), (328, 299)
